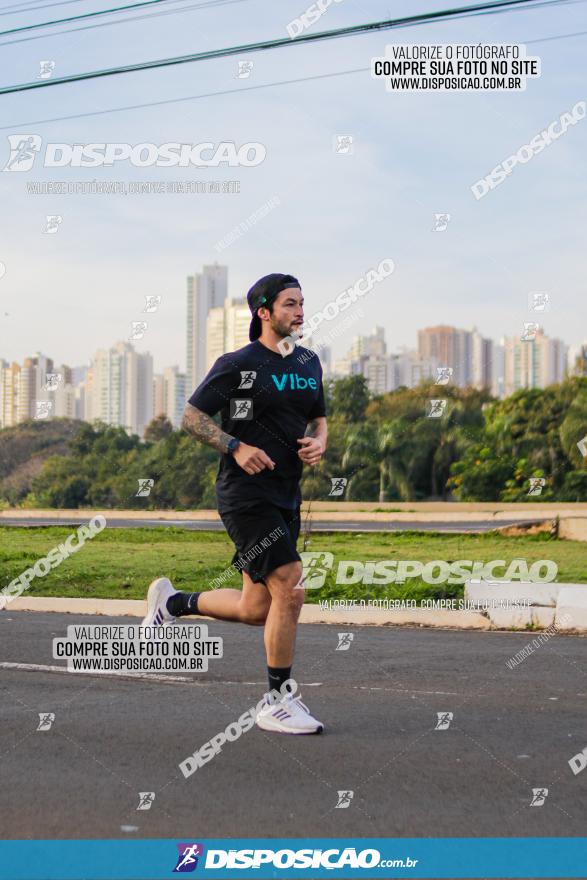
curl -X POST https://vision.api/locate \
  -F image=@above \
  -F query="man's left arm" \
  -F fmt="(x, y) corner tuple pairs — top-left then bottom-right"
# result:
(297, 416), (328, 466)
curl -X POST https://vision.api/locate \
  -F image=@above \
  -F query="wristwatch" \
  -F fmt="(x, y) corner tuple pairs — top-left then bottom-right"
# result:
(227, 437), (240, 455)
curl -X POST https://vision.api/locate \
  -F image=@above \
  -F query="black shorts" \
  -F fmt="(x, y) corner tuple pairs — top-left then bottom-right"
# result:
(219, 502), (302, 584)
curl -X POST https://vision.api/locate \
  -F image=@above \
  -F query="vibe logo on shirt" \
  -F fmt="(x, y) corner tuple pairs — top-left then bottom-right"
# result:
(271, 373), (317, 391)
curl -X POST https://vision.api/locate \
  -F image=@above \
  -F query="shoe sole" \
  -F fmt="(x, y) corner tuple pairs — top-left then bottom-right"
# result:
(256, 718), (324, 735)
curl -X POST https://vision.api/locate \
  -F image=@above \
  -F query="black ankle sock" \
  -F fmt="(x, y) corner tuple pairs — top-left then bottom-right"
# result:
(166, 591), (201, 617)
(267, 665), (292, 695)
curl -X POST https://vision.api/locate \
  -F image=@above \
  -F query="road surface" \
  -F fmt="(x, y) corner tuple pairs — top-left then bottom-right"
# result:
(0, 515), (544, 533)
(1, 611), (584, 841)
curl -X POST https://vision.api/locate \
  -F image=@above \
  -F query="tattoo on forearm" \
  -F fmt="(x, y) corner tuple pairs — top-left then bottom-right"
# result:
(181, 403), (233, 454)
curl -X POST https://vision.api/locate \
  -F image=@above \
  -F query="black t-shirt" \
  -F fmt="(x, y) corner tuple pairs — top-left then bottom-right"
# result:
(188, 340), (326, 512)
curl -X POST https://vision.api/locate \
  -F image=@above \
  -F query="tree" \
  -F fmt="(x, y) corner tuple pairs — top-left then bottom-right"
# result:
(144, 414), (174, 442)
(326, 375), (370, 422)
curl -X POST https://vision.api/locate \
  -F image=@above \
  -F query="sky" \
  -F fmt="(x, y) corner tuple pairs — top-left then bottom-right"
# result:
(0, 0), (586, 376)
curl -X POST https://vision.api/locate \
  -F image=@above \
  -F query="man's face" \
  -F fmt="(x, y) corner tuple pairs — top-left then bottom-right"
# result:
(260, 287), (304, 339)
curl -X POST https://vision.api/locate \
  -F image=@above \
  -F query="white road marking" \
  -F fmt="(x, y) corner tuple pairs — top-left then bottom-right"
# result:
(0, 662), (323, 687)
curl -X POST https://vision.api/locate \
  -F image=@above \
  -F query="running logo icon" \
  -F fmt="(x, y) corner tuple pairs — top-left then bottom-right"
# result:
(37, 712), (55, 731)
(328, 477), (347, 496)
(428, 399), (447, 418)
(435, 366), (453, 385)
(335, 790), (354, 808)
(238, 371), (256, 389)
(136, 478), (154, 497)
(173, 843), (204, 872)
(527, 477), (545, 496)
(435, 712), (453, 730)
(136, 792), (155, 811)
(299, 551), (334, 589)
(530, 788), (548, 806)
(143, 295), (161, 313)
(432, 213), (451, 232)
(230, 399), (253, 420)
(3, 134), (42, 171)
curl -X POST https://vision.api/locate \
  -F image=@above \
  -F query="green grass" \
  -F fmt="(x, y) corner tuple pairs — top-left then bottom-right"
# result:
(1, 526), (584, 605)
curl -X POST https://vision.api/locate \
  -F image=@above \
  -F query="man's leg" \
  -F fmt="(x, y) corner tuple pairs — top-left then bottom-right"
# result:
(198, 573), (271, 625)
(263, 560), (304, 668)
(168, 573), (271, 626)
(255, 560), (323, 732)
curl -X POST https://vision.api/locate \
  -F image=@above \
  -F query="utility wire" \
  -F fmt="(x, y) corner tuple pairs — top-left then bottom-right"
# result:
(0, 0), (130, 18)
(0, 0), (214, 36)
(0, 0), (246, 46)
(0, 0), (568, 95)
(1, 25), (584, 129)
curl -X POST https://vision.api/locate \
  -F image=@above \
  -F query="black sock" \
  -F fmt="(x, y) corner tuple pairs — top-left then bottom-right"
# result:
(267, 665), (292, 696)
(166, 591), (201, 618)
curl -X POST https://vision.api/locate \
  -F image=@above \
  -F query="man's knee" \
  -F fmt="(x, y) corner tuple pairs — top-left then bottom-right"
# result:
(267, 562), (305, 613)
(268, 561), (303, 590)
(240, 595), (270, 626)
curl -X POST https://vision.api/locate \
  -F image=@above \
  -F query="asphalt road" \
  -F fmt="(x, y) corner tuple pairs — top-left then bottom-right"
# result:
(1, 611), (585, 842)
(0, 516), (542, 533)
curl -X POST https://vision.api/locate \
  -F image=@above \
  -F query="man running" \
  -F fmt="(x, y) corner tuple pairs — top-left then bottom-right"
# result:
(142, 273), (328, 734)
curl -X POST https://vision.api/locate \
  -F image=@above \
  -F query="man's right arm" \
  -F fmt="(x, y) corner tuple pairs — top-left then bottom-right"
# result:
(181, 402), (275, 475)
(181, 402), (233, 454)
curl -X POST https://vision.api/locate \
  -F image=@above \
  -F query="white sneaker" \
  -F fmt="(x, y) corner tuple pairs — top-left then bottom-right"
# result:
(141, 577), (178, 630)
(256, 693), (324, 735)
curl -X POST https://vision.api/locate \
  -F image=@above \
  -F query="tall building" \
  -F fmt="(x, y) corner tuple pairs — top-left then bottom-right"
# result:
(163, 366), (187, 428)
(0, 361), (19, 428)
(492, 342), (505, 398)
(471, 328), (493, 390)
(349, 326), (387, 360)
(153, 373), (165, 418)
(206, 296), (250, 370)
(418, 326), (472, 387)
(389, 349), (438, 390)
(503, 328), (568, 396)
(569, 343), (587, 376)
(88, 341), (153, 437)
(186, 263), (228, 390)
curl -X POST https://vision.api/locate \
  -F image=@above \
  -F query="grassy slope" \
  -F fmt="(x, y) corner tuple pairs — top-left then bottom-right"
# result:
(1, 527), (583, 604)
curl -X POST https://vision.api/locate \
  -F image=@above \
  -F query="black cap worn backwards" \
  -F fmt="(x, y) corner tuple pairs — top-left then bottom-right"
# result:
(246, 273), (300, 342)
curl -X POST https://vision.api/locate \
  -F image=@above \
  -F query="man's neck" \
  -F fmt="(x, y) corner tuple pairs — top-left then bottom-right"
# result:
(256, 332), (287, 354)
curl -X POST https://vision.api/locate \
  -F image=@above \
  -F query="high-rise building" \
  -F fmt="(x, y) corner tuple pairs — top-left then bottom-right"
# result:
(349, 326), (387, 360)
(418, 326), (472, 387)
(163, 366), (187, 428)
(492, 342), (505, 398)
(206, 296), (250, 370)
(503, 328), (568, 395)
(88, 341), (153, 437)
(569, 343), (587, 376)
(389, 349), (438, 390)
(153, 373), (165, 418)
(186, 263), (228, 390)
(471, 329), (493, 390)
(0, 361), (19, 428)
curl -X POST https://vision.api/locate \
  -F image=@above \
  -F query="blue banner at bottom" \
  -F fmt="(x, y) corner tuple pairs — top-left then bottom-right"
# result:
(0, 838), (585, 879)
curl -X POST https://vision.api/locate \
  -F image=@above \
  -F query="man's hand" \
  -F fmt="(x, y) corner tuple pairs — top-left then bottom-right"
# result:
(297, 436), (325, 467)
(233, 442), (276, 475)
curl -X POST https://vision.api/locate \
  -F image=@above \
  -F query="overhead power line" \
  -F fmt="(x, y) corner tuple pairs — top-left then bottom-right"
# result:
(2, 24), (584, 131)
(0, 0), (569, 96)
(0, 0), (208, 36)
(0, 0), (120, 18)
(0, 0), (246, 46)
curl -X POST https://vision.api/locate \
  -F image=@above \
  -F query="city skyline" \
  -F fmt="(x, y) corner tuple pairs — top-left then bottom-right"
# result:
(1, 2), (585, 374)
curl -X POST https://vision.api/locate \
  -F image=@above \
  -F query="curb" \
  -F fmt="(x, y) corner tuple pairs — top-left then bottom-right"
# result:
(0, 595), (533, 631)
